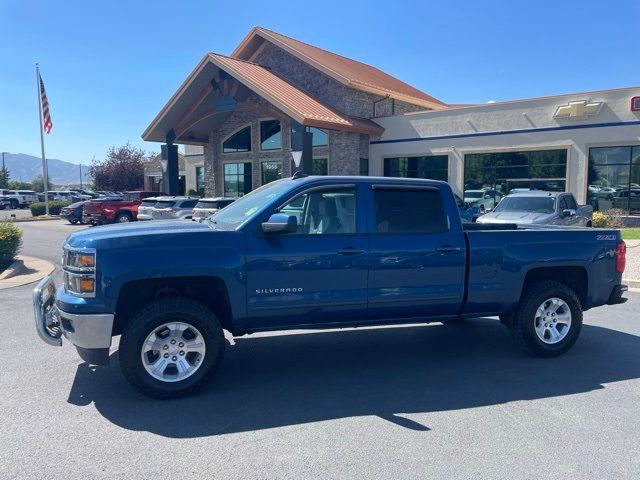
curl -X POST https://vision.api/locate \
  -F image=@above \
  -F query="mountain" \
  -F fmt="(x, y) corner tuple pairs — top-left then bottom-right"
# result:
(1, 153), (91, 186)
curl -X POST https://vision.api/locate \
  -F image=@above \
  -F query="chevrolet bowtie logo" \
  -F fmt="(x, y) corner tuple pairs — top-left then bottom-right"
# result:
(554, 100), (603, 119)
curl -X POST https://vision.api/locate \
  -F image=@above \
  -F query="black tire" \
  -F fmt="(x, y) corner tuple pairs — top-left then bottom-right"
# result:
(512, 280), (582, 357)
(115, 211), (132, 223)
(69, 219), (78, 225)
(9, 199), (18, 209)
(119, 297), (225, 398)
(586, 221), (592, 228)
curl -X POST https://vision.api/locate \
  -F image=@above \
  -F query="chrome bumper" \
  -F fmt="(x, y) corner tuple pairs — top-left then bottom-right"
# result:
(33, 275), (115, 349)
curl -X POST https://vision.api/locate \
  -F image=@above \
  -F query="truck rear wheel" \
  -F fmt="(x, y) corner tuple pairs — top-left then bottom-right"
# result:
(513, 281), (582, 357)
(115, 211), (132, 223)
(119, 297), (225, 398)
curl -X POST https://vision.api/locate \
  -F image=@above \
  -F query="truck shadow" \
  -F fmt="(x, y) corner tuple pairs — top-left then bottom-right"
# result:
(67, 318), (640, 438)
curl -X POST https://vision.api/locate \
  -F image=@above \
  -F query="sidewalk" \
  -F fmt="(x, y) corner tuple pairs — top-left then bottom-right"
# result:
(624, 239), (640, 289)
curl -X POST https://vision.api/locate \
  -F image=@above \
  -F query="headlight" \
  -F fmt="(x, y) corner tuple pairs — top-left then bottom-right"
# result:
(66, 250), (95, 269)
(63, 247), (96, 297)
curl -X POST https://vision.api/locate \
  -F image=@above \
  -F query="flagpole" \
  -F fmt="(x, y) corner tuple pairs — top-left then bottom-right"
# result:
(35, 62), (50, 216)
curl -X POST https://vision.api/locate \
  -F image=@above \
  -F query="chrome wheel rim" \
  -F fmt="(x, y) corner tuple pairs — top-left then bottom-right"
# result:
(534, 297), (572, 344)
(141, 322), (206, 382)
(118, 215), (130, 223)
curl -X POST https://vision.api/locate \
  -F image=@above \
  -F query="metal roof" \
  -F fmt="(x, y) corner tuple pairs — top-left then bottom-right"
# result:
(233, 27), (448, 110)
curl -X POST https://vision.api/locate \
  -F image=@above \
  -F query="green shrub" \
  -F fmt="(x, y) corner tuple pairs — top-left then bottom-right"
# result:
(186, 188), (199, 197)
(30, 200), (70, 217)
(0, 222), (22, 271)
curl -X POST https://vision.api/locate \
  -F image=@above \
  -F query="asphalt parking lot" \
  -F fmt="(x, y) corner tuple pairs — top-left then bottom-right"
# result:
(1, 219), (640, 479)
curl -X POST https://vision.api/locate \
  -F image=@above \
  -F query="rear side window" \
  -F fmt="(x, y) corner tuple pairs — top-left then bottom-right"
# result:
(180, 200), (198, 208)
(155, 200), (176, 208)
(374, 189), (447, 234)
(565, 195), (577, 210)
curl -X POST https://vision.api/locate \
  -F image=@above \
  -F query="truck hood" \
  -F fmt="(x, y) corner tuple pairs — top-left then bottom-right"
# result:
(65, 220), (222, 250)
(477, 211), (553, 224)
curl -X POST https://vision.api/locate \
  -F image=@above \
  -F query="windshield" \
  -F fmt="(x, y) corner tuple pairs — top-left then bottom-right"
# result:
(209, 180), (292, 230)
(494, 196), (555, 214)
(140, 200), (157, 207)
(465, 191), (483, 199)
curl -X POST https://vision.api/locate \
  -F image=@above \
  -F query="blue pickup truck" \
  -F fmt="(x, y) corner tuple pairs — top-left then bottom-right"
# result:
(33, 176), (628, 398)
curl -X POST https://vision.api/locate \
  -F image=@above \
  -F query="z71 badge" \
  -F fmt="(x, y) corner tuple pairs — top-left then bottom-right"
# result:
(596, 234), (617, 241)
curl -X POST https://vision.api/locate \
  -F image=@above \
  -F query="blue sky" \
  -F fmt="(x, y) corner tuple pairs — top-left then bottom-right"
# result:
(0, 0), (638, 164)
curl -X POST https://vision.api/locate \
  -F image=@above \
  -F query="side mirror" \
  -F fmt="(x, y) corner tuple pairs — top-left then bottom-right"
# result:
(262, 213), (298, 233)
(464, 202), (472, 209)
(562, 209), (575, 218)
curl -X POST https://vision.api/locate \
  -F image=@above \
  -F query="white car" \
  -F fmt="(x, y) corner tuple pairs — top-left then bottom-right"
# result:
(463, 189), (502, 213)
(137, 197), (161, 221)
(191, 197), (236, 222)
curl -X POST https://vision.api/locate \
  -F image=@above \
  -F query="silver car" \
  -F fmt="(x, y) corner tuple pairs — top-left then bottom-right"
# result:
(477, 191), (593, 227)
(150, 197), (199, 220)
(136, 197), (161, 221)
(191, 197), (236, 222)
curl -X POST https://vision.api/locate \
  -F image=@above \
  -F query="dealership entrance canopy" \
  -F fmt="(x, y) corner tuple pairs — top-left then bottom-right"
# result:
(142, 27), (640, 217)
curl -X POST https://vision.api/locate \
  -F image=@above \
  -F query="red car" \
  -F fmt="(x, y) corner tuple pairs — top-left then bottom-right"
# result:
(82, 191), (162, 225)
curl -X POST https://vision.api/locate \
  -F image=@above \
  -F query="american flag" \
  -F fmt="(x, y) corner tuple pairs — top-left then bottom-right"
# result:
(39, 73), (52, 134)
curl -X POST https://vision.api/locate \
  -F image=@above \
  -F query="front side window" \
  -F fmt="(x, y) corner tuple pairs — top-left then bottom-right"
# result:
(260, 120), (281, 150)
(223, 126), (252, 153)
(224, 162), (253, 197)
(374, 188), (447, 234)
(278, 187), (356, 235)
(262, 161), (282, 185)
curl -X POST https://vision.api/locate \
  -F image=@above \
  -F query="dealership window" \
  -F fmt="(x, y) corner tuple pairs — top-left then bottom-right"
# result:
(260, 120), (282, 150)
(313, 158), (328, 175)
(261, 160), (282, 185)
(464, 149), (567, 205)
(289, 126), (328, 147)
(360, 158), (369, 176)
(223, 162), (252, 197)
(223, 126), (252, 153)
(384, 155), (448, 182)
(587, 146), (640, 214)
(195, 166), (205, 196)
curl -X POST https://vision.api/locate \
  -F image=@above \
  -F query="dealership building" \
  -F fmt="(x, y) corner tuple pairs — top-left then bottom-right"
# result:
(143, 27), (640, 215)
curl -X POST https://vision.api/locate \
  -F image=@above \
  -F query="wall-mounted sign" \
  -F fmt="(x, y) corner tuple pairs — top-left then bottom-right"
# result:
(632, 96), (640, 112)
(554, 100), (603, 119)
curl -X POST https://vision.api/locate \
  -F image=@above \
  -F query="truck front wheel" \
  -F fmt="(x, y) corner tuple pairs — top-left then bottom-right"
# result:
(513, 281), (582, 357)
(119, 297), (225, 398)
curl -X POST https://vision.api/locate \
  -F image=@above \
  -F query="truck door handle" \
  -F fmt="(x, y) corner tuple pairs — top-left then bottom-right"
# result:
(337, 247), (365, 255)
(436, 246), (462, 254)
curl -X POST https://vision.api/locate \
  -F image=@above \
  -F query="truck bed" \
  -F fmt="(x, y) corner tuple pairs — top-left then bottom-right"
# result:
(463, 226), (622, 316)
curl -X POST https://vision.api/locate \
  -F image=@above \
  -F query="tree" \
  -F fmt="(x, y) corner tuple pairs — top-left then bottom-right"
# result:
(89, 143), (149, 191)
(8, 180), (32, 190)
(0, 166), (9, 189)
(31, 175), (53, 192)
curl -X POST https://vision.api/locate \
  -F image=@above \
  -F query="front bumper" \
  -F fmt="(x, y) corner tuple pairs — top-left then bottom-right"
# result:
(33, 276), (115, 363)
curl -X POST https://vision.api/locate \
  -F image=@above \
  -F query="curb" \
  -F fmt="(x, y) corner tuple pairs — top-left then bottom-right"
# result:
(623, 279), (640, 293)
(3, 216), (62, 223)
(0, 255), (55, 289)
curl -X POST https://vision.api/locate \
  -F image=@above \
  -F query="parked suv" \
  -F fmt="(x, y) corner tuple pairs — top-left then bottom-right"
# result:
(0, 189), (35, 209)
(136, 197), (161, 221)
(151, 197), (198, 220)
(191, 197), (236, 222)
